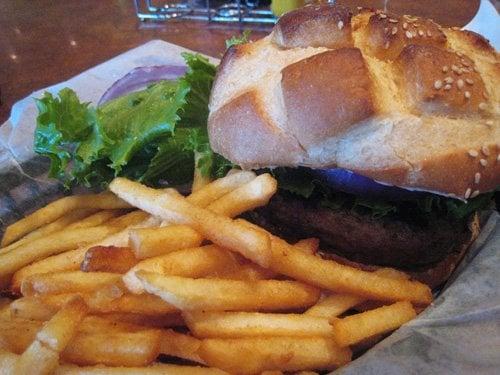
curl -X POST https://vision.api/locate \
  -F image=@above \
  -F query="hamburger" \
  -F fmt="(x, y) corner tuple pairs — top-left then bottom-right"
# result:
(207, 5), (499, 288)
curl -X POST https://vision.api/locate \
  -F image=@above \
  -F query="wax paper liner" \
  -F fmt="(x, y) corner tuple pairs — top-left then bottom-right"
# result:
(0, 39), (499, 374)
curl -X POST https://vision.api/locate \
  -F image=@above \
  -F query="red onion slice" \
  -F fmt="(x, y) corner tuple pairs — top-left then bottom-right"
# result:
(98, 65), (187, 106)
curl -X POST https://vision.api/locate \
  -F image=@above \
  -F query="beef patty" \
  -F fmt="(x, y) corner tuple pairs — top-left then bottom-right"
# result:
(246, 192), (476, 269)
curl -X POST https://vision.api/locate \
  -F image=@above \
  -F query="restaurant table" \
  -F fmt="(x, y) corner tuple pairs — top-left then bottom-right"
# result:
(0, 0), (485, 124)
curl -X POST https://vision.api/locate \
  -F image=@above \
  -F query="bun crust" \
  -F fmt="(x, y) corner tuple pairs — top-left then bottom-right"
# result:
(208, 5), (500, 199)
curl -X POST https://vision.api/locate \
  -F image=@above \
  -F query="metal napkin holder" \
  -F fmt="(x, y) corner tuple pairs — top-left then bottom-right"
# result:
(134, 0), (278, 24)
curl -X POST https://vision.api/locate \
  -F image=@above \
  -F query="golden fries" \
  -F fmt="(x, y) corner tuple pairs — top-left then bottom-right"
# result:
(124, 245), (242, 294)
(109, 178), (271, 267)
(135, 271), (320, 311)
(2, 192), (131, 247)
(81, 246), (138, 273)
(159, 329), (204, 364)
(129, 225), (203, 259)
(0, 173), (433, 373)
(21, 271), (122, 296)
(199, 337), (352, 374)
(331, 301), (417, 347)
(0, 225), (124, 289)
(15, 296), (88, 375)
(187, 170), (256, 207)
(184, 311), (332, 338)
(206, 173), (277, 217)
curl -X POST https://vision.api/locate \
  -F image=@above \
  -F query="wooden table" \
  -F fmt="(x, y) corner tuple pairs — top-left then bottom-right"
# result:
(0, 0), (481, 124)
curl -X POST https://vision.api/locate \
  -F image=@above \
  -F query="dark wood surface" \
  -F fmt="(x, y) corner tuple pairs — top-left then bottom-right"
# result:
(0, 0), (482, 124)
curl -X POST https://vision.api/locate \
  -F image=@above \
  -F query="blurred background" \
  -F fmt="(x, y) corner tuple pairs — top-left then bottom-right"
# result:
(0, 0), (498, 124)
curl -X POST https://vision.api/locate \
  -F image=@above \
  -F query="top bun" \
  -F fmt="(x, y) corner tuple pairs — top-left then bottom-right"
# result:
(208, 5), (499, 199)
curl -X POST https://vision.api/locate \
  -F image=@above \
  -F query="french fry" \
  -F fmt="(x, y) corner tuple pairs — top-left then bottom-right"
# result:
(15, 296), (88, 375)
(246, 223), (432, 305)
(159, 329), (204, 364)
(62, 329), (162, 367)
(187, 170), (256, 207)
(0, 208), (97, 255)
(109, 178), (271, 268)
(21, 271), (123, 296)
(205, 173), (277, 217)
(10, 297), (58, 321)
(293, 238), (320, 255)
(66, 209), (126, 230)
(0, 225), (124, 289)
(184, 311), (332, 338)
(135, 271), (320, 311)
(81, 246), (138, 273)
(11, 216), (159, 292)
(192, 151), (213, 193)
(0, 318), (41, 353)
(107, 210), (150, 227)
(1, 192), (132, 247)
(305, 294), (363, 320)
(129, 225), (203, 259)
(123, 245), (242, 294)
(55, 363), (229, 374)
(331, 301), (417, 347)
(199, 337), (352, 374)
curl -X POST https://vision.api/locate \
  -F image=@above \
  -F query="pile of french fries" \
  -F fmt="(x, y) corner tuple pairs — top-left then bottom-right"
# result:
(0, 171), (432, 374)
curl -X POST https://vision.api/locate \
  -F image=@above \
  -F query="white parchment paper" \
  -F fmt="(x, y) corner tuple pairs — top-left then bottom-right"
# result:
(0, 34), (499, 374)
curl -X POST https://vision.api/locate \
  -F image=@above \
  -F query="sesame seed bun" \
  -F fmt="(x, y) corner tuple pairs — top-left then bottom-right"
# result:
(208, 4), (499, 200)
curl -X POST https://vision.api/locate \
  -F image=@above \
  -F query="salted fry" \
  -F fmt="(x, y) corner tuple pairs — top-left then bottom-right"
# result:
(0, 225), (124, 289)
(11, 216), (159, 292)
(159, 329), (204, 364)
(21, 271), (123, 296)
(199, 337), (351, 374)
(241, 221), (432, 305)
(81, 246), (138, 273)
(109, 178), (271, 267)
(187, 170), (256, 207)
(184, 311), (332, 338)
(124, 245), (242, 294)
(15, 296), (88, 375)
(136, 271), (320, 311)
(129, 225), (203, 259)
(55, 363), (229, 374)
(206, 173), (277, 217)
(0, 208), (97, 255)
(2, 192), (131, 247)
(331, 301), (416, 347)
(305, 294), (363, 320)
(62, 329), (162, 367)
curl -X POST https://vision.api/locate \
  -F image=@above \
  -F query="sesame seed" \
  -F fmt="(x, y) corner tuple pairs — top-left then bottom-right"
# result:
(391, 27), (398, 35)
(465, 78), (474, 85)
(379, 14), (387, 19)
(474, 172), (481, 184)
(471, 190), (480, 198)
(482, 145), (490, 156)
(384, 41), (390, 49)
(444, 77), (453, 84)
(497, 154), (500, 162)
(486, 120), (493, 126)
(444, 84), (452, 90)
(402, 22), (408, 29)
(427, 30), (432, 37)
(480, 159), (488, 167)
(405, 30), (412, 38)
(479, 102), (488, 110)
(384, 27), (388, 33)
(461, 59), (470, 67)
(457, 79), (464, 89)
(414, 23), (420, 27)
(456, 51), (463, 57)
(465, 188), (472, 199)
(468, 150), (478, 158)
(418, 30), (424, 36)
(451, 64), (459, 72)
(483, 92), (489, 99)
(434, 80), (443, 89)
(464, 91), (471, 99)
(338, 21), (344, 30)
(442, 66), (449, 73)
(388, 18), (398, 23)
(357, 6), (362, 10)
(474, 66), (479, 72)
